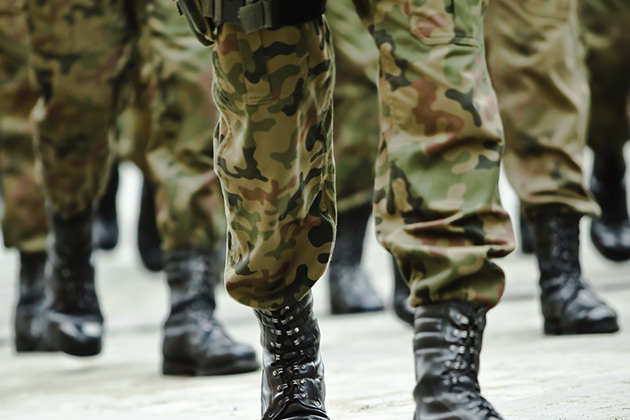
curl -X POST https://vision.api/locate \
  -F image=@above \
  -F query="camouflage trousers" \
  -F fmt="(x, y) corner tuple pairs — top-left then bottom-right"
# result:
(331, 0), (601, 220)
(581, 0), (630, 178)
(486, 0), (599, 218)
(23, 0), (225, 252)
(327, 0), (379, 213)
(0, 0), (47, 253)
(212, 0), (515, 310)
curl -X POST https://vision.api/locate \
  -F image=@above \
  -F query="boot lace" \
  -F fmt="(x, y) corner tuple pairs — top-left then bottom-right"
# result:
(265, 306), (321, 407)
(444, 313), (501, 418)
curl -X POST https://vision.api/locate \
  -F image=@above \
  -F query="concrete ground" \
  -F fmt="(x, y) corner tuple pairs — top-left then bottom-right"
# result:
(0, 160), (629, 420)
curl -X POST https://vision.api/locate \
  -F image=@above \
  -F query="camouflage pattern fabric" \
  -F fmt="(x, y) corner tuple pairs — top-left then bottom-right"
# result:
(485, 0), (600, 218)
(0, 0), (48, 253)
(327, 0), (380, 214)
(23, 0), (226, 252)
(356, 0), (514, 308)
(211, 19), (336, 310)
(580, 0), (630, 167)
(211, 1), (515, 310)
(145, 0), (226, 252)
(24, 0), (146, 219)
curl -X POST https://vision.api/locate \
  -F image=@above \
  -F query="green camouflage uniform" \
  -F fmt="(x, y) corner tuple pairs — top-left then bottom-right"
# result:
(327, 0), (379, 213)
(145, 0), (225, 251)
(0, 0), (48, 253)
(211, 0), (515, 310)
(23, 0), (225, 252)
(580, 0), (630, 164)
(485, 0), (600, 218)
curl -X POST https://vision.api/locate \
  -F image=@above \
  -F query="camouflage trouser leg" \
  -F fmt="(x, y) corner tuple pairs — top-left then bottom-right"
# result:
(354, 0), (515, 308)
(144, 0), (225, 252)
(212, 20), (336, 310)
(24, 0), (146, 218)
(0, 0), (47, 252)
(485, 0), (599, 217)
(581, 0), (630, 176)
(327, 0), (380, 213)
(114, 19), (153, 182)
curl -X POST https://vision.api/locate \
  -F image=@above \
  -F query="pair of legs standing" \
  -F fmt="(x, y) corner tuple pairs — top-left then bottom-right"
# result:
(210, 0), (512, 417)
(19, 0), (257, 375)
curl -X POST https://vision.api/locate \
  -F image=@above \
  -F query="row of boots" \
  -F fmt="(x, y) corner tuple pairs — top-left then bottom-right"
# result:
(396, 205), (619, 335)
(251, 203), (620, 419)
(15, 206), (260, 377)
(14, 202), (619, 420)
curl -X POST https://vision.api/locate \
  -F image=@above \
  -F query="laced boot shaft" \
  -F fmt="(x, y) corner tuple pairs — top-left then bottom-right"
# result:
(413, 301), (503, 420)
(328, 204), (384, 314)
(255, 293), (329, 420)
(15, 252), (56, 352)
(18, 252), (48, 306)
(162, 249), (259, 376)
(532, 205), (619, 335)
(589, 167), (630, 262)
(46, 208), (103, 357)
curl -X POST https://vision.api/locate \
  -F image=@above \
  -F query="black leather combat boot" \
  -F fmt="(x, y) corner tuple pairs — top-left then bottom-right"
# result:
(392, 256), (414, 326)
(254, 293), (329, 420)
(162, 249), (259, 376)
(137, 179), (163, 272)
(328, 204), (384, 314)
(14, 252), (57, 352)
(413, 301), (504, 420)
(590, 170), (630, 262)
(532, 205), (619, 335)
(93, 162), (119, 251)
(47, 208), (104, 356)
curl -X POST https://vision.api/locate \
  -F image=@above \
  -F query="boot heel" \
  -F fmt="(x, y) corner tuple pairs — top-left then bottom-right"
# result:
(543, 318), (561, 335)
(162, 359), (195, 376)
(15, 334), (37, 353)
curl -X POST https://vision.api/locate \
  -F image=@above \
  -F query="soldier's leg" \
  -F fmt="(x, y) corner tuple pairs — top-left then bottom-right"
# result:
(145, 0), (258, 377)
(0, 0), (53, 352)
(24, 0), (145, 356)
(486, 0), (618, 335)
(354, 0), (514, 417)
(581, 0), (630, 262)
(211, 14), (335, 418)
(325, 0), (384, 315)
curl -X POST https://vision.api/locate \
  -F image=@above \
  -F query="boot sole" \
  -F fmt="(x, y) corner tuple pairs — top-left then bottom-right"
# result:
(162, 358), (260, 376)
(15, 337), (58, 353)
(544, 318), (620, 335)
(48, 327), (102, 357)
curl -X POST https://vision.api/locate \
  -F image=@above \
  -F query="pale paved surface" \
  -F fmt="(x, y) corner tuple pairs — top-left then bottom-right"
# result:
(1, 159), (629, 420)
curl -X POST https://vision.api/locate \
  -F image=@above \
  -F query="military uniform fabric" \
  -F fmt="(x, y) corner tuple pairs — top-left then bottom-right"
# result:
(0, 0), (48, 253)
(24, 0), (148, 219)
(580, 0), (630, 169)
(145, 0), (226, 252)
(211, 19), (337, 310)
(326, 0), (380, 214)
(23, 0), (226, 253)
(485, 0), (600, 218)
(210, 0), (516, 310)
